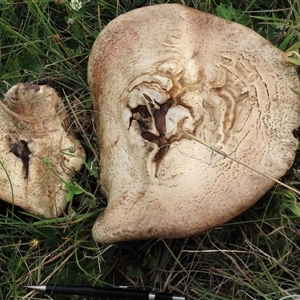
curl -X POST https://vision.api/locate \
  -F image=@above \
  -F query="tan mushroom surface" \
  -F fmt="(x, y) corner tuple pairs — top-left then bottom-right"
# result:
(0, 83), (85, 218)
(88, 4), (300, 244)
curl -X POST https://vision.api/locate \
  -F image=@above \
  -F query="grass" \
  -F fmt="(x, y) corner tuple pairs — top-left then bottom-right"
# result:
(0, 0), (300, 299)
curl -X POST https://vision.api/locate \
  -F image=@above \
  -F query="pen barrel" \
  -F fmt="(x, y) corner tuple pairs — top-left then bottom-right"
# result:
(46, 284), (168, 299)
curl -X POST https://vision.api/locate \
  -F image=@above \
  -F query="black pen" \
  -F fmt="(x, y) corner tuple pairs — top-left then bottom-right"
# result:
(25, 284), (185, 300)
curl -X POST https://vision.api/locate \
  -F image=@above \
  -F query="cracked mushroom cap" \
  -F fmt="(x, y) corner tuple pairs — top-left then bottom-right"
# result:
(0, 83), (85, 218)
(88, 4), (300, 244)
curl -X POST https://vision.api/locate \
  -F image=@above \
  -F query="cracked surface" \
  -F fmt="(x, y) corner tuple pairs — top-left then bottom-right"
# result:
(129, 92), (192, 176)
(88, 4), (300, 243)
(10, 140), (31, 179)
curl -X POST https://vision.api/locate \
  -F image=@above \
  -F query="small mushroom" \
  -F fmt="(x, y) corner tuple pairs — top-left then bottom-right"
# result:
(88, 4), (300, 243)
(0, 83), (85, 218)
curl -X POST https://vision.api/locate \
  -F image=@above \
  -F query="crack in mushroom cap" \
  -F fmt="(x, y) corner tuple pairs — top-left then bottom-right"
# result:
(0, 83), (85, 218)
(88, 4), (300, 244)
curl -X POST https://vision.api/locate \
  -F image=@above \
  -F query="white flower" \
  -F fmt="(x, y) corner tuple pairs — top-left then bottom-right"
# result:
(70, 0), (82, 11)
(67, 18), (75, 25)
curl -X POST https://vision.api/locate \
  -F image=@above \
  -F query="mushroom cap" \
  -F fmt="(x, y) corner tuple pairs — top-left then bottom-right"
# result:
(88, 4), (300, 244)
(0, 83), (85, 218)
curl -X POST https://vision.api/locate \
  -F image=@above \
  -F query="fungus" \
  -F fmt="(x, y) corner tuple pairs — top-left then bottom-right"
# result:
(0, 83), (85, 218)
(88, 4), (300, 244)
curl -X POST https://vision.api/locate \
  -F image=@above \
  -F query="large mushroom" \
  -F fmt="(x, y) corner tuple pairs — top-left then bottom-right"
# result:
(0, 83), (85, 218)
(88, 4), (300, 244)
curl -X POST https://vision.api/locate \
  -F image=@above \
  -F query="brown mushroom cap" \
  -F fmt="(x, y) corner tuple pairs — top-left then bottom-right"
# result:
(0, 83), (85, 218)
(88, 4), (300, 244)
